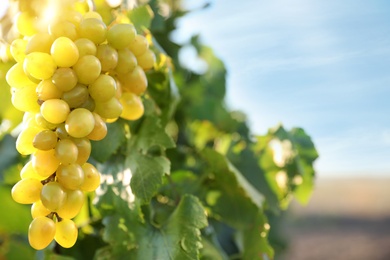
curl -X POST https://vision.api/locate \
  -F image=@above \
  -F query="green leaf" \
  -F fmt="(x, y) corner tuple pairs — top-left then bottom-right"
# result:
(128, 5), (154, 32)
(201, 148), (264, 229)
(91, 120), (127, 163)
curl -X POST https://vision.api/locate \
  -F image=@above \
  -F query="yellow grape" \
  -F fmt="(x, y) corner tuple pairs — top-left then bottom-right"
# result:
(80, 163), (100, 192)
(16, 12), (38, 36)
(28, 216), (56, 250)
(23, 52), (57, 80)
(129, 34), (149, 56)
(73, 55), (101, 84)
(61, 83), (89, 108)
(79, 95), (96, 112)
(12, 86), (40, 113)
(20, 161), (46, 180)
(119, 92), (144, 121)
(6, 62), (36, 88)
(40, 99), (70, 124)
(31, 200), (51, 218)
(63, 10), (83, 26)
(74, 38), (97, 57)
(51, 67), (78, 91)
(83, 11), (102, 20)
(94, 97), (123, 119)
(10, 39), (27, 62)
(88, 74), (116, 102)
(56, 189), (84, 219)
(40, 181), (66, 212)
(12, 178), (43, 204)
(16, 125), (41, 155)
(72, 137), (91, 165)
(54, 219), (78, 248)
(57, 164), (84, 190)
(136, 49), (156, 71)
(32, 149), (60, 178)
(49, 20), (78, 41)
(55, 139), (78, 165)
(56, 124), (70, 139)
(35, 113), (58, 130)
(79, 18), (107, 44)
(115, 48), (137, 74)
(50, 37), (79, 68)
(117, 66), (147, 95)
(25, 32), (54, 54)
(36, 79), (63, 101)
(96, 44), (118, 72)
(87, 112), (107, 141)
(65, 108), (95, 138)
(107, 23), (136, 50)
(33, 129), (58, 150)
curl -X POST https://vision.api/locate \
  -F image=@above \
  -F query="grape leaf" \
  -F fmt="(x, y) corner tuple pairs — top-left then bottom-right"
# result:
(128, 5), (154, 32)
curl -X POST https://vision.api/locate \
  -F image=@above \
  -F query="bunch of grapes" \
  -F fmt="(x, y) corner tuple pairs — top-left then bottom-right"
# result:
(6, 0), (155, 250)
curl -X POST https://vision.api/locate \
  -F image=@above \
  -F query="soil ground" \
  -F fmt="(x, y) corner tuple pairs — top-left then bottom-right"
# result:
(277, 177), (390, 260)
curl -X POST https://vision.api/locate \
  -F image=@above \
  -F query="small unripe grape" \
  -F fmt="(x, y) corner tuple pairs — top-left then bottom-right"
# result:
(51, 67), (78, 91)
(79, 18), (107, 44)
(74, 38), (97, 57)
(88, 74), (116, 102)
(33, 130), (58, 150)
(129, 34), (149, 56)
(94, 97), (123, 119)
(11, 178), (43, 204)
(28, 216), (56, 250)
(117, 66), (147, 95)
(31, 200), (51, 218)
(40, 99), (70, 124)
(25, 32), (54, 54)
(55, 139), (78, 165)
(115, 48), (137, 74)
(73, 55), (101, 84)
(10, 39), (27, 62)
(57, 164), (84, 190)
(107, 23), (136, 50)
(136, 49), (156, 71)
(87, 113), (107, 141)
(49, 20), (78, 41)
(36, 79), (63, 101)
(80, 163), (101, 192)
(32, 149), (60, 178)
(54, 219), (78, 248)
(61, 83), (89, 108)
(23, 52), (57, 80)
(51, 37), (79, 67)
(120, 92), (144, 121)
(56, 189), (84, 219)
(65, 108), (95, 138)
(96, 44), (118, 72)
(40, 182), (66, 212)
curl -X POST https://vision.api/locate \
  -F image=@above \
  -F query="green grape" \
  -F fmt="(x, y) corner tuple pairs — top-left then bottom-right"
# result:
(88, 74), (116, 102)
(87, 112), (107, 141)
(51, 67), (78, 91)
(11, 178), (43, 204)
(117, 65), (147, 95)
(20, 161), (46, 180)
(115, 48), (137, 74)
(80, 163), (100, 192)
(31, 200), (51, 218)
(11, 86), (40, 112)
(23, 52), (57, 80)
(25, 32), (54, 54)
(16, 12), (38, 36)
(50, 37), (79, 67)
(10, 39), (27, 62)
(54, 219), (78, 248)
(57, 164), (84, 190)
(16, 125), (41, 155)
(79, 18), (107, 44)
(36, 79), (63, 101)
(49, 20), (78, 41)
(74, 38), (97, 57)
(56, 189), (84, 219)
(32, 149), (60, 178)
(6, 62), (36, 88)
(94, 97), (123, 119)
(119, 91), (144, 121)
(65, 108), (95, 138)
(96, 44), (118, 72)
(40, 99), (70, 124)
(35, 113), (58, 130)
(55, 139), (78, 165)
(136, 49), (156, 71)
(107, 23), (136, 50)
(73, 55), (101, 84)
(61, 83), (89, 108)
(72, 137), (91, 165)
(83, 11), (102, 20)
(40, 181), (66, 212)
(33, 130), (58, 150)
(28, 216), (56, 250)
(129, 34), (149, 56)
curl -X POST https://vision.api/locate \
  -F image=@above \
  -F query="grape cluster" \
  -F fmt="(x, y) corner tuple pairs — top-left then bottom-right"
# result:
(6, 1), (155, 250)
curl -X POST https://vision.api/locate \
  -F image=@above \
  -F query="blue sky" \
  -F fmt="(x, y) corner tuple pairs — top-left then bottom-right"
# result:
(176, 0), (390, 178)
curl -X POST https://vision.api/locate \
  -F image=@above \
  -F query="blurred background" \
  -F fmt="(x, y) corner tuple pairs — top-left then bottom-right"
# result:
(175, 0), (390, 259)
